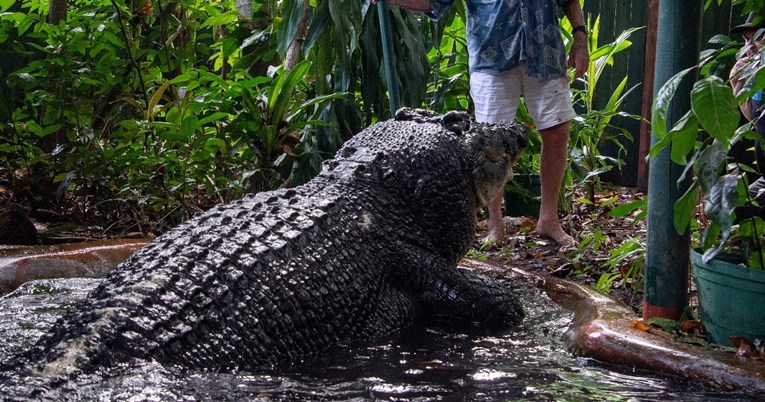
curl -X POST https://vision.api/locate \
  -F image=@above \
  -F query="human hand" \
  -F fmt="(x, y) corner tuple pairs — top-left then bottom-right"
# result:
(730, 56), (753, 96)
(568, 32), (589, 80)
(730, 55), (757, 119)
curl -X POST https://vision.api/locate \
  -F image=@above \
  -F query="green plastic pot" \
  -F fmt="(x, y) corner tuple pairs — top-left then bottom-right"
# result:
(503, 174), (541, 218)
(690, 249), (765, 347)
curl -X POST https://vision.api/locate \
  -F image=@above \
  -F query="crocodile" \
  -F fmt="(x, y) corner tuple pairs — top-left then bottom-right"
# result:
(1, 108), (527, 389)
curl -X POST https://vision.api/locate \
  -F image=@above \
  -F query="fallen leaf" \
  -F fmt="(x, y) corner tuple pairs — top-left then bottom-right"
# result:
(520, 218), (536, 233)
(630, 319), (652, 332)
(678, 320), (704, 337)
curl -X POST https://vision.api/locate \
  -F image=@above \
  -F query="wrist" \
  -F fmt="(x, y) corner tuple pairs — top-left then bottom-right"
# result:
(571, 25), (587, 37)
(387, 0), (431, 12)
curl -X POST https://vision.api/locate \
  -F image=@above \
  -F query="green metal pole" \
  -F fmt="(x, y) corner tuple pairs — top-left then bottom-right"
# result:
(376, 0), (401, 115)
(644, 1), (703, 320)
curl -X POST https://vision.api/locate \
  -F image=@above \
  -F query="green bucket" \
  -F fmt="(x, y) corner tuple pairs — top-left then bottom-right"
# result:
(503, 174), (541, 218)
(690, 249), (765, 347)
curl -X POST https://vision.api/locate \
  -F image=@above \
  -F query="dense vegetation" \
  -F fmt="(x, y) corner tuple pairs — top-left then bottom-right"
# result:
(2, 0), (644, 237)
(1, 0), (462, 233)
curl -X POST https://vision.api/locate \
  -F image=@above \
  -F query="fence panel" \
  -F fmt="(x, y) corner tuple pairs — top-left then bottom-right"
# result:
(583, 0), (744, 187)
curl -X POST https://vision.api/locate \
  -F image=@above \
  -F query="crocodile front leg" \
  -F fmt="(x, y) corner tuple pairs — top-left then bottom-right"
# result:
(393, 242), (524, 330)
(419, 267), (524, 329)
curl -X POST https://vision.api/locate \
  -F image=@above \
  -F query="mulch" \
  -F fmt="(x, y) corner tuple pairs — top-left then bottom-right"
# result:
(473, 186), (648, 313)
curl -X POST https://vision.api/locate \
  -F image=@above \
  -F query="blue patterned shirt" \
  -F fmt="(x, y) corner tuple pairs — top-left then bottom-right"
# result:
(429, 0), (570, 79)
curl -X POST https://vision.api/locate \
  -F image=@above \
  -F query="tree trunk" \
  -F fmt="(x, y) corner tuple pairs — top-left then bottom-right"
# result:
(285, 0), (310, 70)
(48, 0), (67, 25)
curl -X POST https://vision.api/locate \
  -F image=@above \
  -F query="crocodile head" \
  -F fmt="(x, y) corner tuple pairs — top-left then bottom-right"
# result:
(463, 119), (529, 209)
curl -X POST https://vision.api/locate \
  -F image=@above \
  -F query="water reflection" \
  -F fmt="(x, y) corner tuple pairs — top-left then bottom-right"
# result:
(0, 277), (757, 401)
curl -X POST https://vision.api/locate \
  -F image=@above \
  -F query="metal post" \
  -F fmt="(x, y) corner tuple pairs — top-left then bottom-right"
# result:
(376, 0), (401, 115)
(644, 0), (703, 320)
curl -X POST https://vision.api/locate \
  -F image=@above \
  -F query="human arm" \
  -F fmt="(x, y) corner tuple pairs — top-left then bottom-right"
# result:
(560, 0), (589, 80)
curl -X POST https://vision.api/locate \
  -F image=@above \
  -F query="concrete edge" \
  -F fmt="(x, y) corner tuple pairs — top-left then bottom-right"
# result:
(461, 258), (765, 395)
(0, 239), (149, 294)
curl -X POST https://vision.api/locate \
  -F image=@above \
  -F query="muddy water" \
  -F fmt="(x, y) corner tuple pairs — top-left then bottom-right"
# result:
(0, 276), (755, 401)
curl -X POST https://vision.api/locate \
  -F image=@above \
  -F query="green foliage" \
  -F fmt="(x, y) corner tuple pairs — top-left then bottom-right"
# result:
(423, 0), (469, 113)
(0, 0), (344, 233)
(0, 0), (465, 234)
(649, 6), (765, 267)
(564, 16), (642, 204)
(511, 100), (543, 174)
(569, 230), (646, 295)
(603, 237), (645, 293)
(609, 196), (647, 222)
(567, 227), (606, 274)
(466, 237), (492, 262)
(0, 0), (646, 244)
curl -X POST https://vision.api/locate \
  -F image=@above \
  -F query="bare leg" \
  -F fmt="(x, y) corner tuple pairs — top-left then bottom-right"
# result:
(485, 193), (505, 245)
(537, 122), (575, 246)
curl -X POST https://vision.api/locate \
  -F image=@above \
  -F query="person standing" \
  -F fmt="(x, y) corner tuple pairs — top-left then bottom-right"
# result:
(388, 0), (589, 246)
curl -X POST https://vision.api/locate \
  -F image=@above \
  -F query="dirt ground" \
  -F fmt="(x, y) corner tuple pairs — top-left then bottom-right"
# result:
(473, 186), (647, 313)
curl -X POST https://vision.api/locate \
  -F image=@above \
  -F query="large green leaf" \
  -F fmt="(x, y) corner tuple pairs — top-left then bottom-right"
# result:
(181, 115), (200, 137)
(702, 173), (740, 262)
(201, 11), (238, 28)
(287, 92), (349, 121)
(651, 66), (696, 141)
(667, 111), (699, 165)
(268, 60), (311, 124)
(690, 76), (739, 147)
(303, 0), (330, 54)
(674, 182), (699, 235)
(609, 198), (646, 218)
(147, 79), (172, 118)
(701, 222), (720, 251)
(277, 0), (306, 56)
(695, 140), (727, 195)
(739, 64), (765, 100)
(706, 173), (739, 228)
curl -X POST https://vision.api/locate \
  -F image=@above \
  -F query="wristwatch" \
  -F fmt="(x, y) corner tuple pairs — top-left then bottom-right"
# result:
(572, 25), (588, 36)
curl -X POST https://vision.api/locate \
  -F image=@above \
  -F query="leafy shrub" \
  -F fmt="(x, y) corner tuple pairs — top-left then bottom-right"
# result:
(0, 0), (344, 234)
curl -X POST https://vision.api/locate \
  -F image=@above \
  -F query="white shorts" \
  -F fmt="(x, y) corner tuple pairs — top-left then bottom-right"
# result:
(470, 64), (576, 130)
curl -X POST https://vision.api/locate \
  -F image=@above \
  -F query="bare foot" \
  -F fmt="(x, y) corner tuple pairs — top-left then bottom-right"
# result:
(535, 220), (575, 247)
(483, 194), (505, 247)
(483, 227), (506, 247)
(483, 217), (506, 247)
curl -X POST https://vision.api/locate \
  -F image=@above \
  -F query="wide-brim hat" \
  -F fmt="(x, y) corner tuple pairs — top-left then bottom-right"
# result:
(731, 12), (765, 34)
